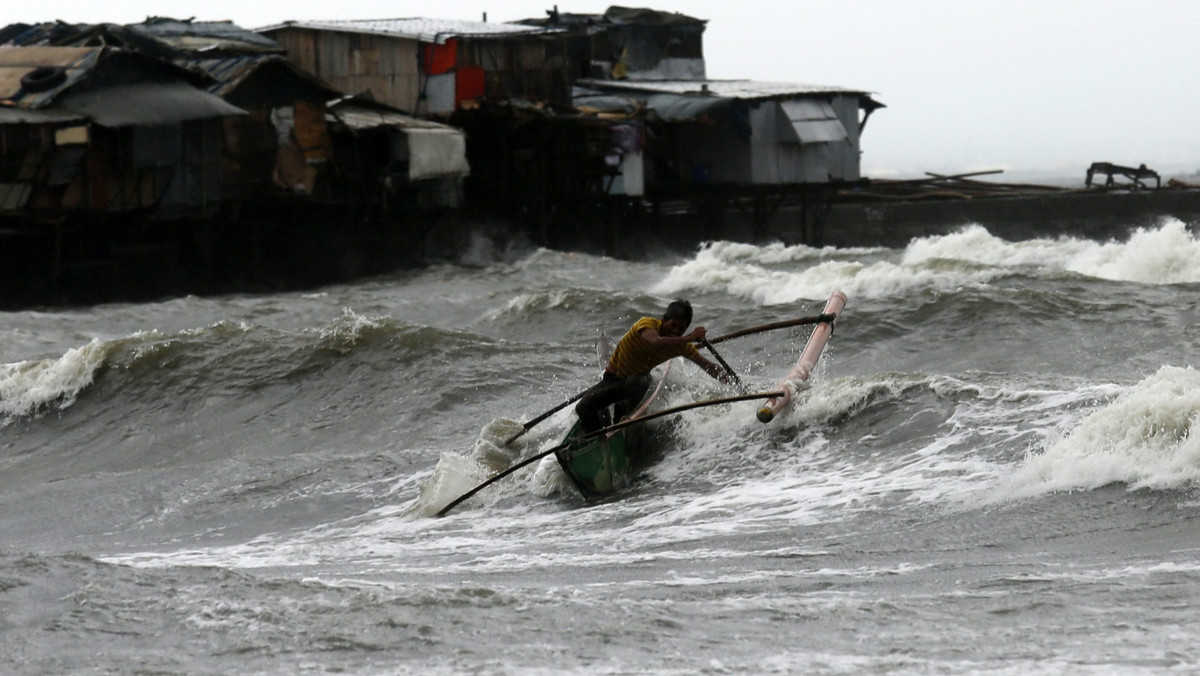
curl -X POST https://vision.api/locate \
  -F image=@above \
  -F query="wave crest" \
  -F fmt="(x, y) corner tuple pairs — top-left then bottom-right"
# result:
(0, 339), (108, 424)
(655, 221), (1200, 304)
(905, 220), (1200, 284)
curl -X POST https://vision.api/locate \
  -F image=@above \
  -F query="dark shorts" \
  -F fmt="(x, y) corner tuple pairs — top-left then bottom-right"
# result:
(574, 371), (652, 434)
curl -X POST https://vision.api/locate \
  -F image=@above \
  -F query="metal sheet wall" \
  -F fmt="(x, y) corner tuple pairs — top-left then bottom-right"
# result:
(749, 95), (862, 184)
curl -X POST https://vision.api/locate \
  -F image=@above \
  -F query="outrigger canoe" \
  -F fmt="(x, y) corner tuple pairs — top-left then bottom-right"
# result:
(435, 300), (845, 516)
(555, 291), (846, 497)
(554, 420), (631, 497)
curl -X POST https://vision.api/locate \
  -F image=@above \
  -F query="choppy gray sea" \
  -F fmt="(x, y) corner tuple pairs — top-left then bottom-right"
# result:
(4, 220), (1200, 674)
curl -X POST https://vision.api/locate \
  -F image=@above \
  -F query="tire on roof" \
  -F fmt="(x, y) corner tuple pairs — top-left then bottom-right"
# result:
(21, 66), (68, 93)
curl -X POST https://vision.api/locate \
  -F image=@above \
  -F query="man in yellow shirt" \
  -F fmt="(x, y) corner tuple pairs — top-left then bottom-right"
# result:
(576, 299), (733, 433)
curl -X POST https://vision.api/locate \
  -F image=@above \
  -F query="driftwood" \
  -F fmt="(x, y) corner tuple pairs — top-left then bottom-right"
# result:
(840, 169), (1070, 203)
(1085, 162), (1160, 190)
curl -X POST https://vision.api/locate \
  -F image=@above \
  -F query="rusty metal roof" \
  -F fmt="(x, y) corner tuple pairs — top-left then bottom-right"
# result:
(329, 97), (462, 131)
(256, 18), (562, 44)
(0, 19), (282, 55)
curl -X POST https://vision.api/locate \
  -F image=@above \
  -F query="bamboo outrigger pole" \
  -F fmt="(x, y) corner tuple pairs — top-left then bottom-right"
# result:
(756, 291), (846, 423)
(707, 314), (833, 345)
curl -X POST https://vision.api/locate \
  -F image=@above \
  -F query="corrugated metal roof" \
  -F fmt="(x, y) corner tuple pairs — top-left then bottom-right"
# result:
(256, 18), (562, 44)
(184, 54), (336, 99)
(128, 18), (281, 52)
(0, 19), (282, 55)
(519, 7), (706, 29)
(330, 102), (462, 131)
(186, 54), (265, 96)
(579, 79), (872, 100)
(601, 7), (707, 27)
(0, 46), (245, 125)
(0, 47), (100, 108)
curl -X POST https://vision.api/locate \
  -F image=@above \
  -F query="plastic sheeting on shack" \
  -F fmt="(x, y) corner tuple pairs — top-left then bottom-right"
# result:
(330, 99), (469, 180)
(56, 80), (245, 126)
(405, 129), (469, 180)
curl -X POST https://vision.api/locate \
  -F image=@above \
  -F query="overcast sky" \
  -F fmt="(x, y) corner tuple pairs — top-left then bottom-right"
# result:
(13, 1), (1200, 181)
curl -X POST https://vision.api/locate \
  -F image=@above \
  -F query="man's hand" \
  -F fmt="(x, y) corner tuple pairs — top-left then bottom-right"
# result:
(687, 326), (708, 342)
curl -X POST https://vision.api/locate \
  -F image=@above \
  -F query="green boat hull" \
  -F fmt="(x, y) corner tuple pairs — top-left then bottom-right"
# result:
(555, 421), (632, 497)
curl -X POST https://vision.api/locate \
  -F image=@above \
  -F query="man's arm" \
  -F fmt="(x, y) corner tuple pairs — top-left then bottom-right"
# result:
(640, 325), (734, 385)
(639, 325), (707, 348)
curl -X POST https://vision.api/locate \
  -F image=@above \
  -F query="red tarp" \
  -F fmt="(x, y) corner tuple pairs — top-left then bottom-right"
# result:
(423, 38), (458, 76)
(455, 66), (485, 106)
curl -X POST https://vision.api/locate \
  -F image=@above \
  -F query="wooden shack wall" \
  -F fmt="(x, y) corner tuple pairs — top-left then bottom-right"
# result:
(459, 38), (570, 107)
(269, 27), (421, 112)
(268, 27), (572, 113)
(0, 119), (224, 218)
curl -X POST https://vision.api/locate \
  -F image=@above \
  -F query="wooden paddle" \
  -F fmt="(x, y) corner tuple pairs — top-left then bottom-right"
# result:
(699, 337), (747, 395)
(503, 327), (613, 446)
(436, 389), (784, 517)
(503, 389), (589, 446)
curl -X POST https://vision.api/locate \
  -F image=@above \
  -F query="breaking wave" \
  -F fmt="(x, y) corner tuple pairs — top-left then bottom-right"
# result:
(654, 220), (1200, 304)
(905, 218), (1200, 284)
(1005, 365), (1200, 495)
(0, 339), (108, 424)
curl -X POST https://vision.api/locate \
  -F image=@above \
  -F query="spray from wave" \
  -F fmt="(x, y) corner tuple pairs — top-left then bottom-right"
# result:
(1064, 219), (1200, 283)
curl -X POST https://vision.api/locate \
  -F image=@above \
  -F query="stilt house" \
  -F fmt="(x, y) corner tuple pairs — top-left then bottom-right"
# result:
(531, 7), (884, 189)
(256, 19), (570, 116)
(0, 45), (244, 219)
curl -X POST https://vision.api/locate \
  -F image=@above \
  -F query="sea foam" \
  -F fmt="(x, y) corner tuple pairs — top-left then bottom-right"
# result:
(1005, 365), (1200, 496)
(1064, 219), (1200, 284)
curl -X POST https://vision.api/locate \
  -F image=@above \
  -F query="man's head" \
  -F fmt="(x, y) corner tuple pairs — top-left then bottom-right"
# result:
(661, 299), (693, 336)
